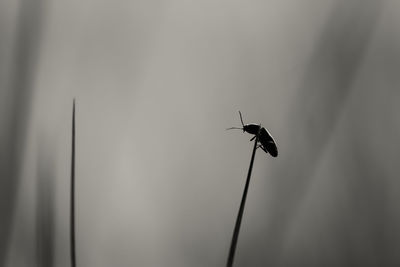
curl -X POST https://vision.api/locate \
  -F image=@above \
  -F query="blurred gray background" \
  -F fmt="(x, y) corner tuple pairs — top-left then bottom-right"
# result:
(1, 0), (400, 266)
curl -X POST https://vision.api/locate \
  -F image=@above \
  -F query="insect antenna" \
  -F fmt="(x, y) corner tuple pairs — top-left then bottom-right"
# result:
(238, 111), (245, 127)
(226, 111), (246, 130)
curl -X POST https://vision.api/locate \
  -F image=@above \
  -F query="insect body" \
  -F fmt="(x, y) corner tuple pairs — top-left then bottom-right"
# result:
(227, 111), (278, 157)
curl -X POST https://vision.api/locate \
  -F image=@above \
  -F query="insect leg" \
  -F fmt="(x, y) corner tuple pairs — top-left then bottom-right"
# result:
(252, 125), (262, 142)
(259, 145), (269, 154)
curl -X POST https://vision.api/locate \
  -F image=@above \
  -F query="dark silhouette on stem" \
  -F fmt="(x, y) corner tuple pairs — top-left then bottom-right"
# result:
(70, 99), (76, 267)
(227, 135), (258, 267)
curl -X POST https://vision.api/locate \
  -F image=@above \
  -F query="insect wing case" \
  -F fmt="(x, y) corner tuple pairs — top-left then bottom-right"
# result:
(259, 128), (278, 157)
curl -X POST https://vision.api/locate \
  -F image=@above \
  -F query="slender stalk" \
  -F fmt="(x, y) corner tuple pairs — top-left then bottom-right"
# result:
(70, 99), (76, 267)
(227, 136), (258, 267)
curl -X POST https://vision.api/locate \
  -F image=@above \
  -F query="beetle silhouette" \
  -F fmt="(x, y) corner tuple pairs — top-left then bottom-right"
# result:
(227, 111), (278, 157)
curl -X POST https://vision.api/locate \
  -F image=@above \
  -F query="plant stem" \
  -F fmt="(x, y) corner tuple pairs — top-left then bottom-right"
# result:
(70, 99), (76, 267)
(227, 136), (258, 267)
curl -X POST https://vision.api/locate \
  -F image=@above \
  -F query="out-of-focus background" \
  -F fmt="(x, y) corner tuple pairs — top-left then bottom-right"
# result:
(1, 0), (399, 266)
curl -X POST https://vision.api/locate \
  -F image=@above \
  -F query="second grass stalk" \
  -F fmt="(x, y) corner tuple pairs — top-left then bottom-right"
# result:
(70, 99), (76, 267)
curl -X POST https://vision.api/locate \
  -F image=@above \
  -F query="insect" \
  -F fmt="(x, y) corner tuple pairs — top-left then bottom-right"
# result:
(227, 111), (278, 157)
